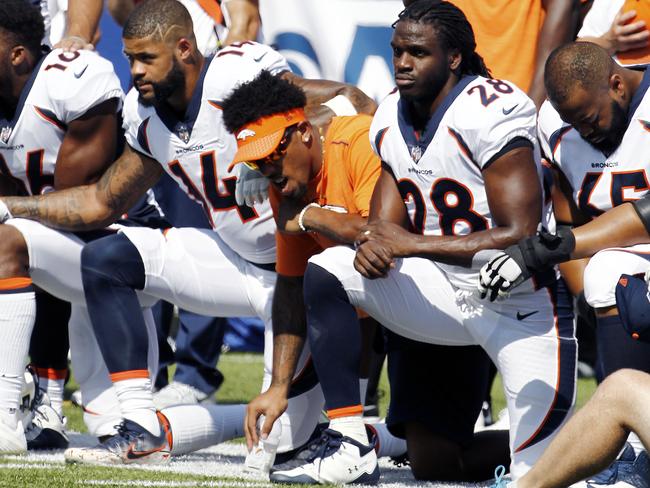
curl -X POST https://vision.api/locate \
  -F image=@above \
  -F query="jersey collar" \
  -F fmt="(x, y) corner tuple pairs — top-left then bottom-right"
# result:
(155, 55), (213, 144)
(397, 74), (477, 163)
(627, 67), (650, 125)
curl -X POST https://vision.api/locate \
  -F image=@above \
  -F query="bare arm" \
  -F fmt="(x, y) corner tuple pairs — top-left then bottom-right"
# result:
(529, 0), (579, 108)
(244, 273), (305, 448)
(56, 0), (103, 50)
(54, 98), (121, 190)
(223, 0), (261, 46)
(579, 9), (650, 56)
(107, 0), (135, 27)
(282, 72), (377, 116)
(4, 145), (163, 231)
(301, 208), (366, 244)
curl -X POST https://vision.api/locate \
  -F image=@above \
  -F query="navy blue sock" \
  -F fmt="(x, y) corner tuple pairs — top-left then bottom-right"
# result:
(304, 263), (361, 412)
(81, 233), (148, 374)
(596, 314), (650, 378)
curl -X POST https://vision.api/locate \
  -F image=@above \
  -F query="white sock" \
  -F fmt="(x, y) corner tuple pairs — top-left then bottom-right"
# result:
(628, 432), (645, 456)
(36, 373), (65, 417)
(162, 403), (245, 455)
(359, 378), (368, 405)
(329, 415), (368, 445)
(112, 375), (160, 436)
(366, 422), (407, 458)
(0, 285), (36, 422)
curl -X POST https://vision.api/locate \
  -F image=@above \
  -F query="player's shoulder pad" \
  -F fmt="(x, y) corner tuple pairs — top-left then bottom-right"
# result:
(453, 76), (536, 131)
(42, 49), (123, 122)
(204, 42), (290, 100)
(537, 99), (568, 145)
(369, 89), (398, 156)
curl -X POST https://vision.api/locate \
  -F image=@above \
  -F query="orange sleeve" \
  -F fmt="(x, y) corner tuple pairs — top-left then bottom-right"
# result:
(270, 186), (324, 277)
(347, 122), (381, 218)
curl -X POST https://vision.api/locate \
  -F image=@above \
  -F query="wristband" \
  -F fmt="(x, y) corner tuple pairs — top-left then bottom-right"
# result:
(298, 203), (320, 232)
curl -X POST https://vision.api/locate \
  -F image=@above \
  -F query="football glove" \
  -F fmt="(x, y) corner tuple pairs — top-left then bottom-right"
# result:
(478, 226), (575, 301)
(235, 164), (269, 207)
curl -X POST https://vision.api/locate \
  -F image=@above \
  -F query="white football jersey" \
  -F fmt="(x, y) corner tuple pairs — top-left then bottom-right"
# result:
(538, 70), (650, 220)
(0, 48), (122, 196)
(370, 76), (541, 289)
(123, 41), (289, 265)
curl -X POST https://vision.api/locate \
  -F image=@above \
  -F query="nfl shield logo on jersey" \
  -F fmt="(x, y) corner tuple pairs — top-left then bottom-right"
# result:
(0, 126), (11, 144)
(175, 123), (190, 144)
(409, 144), (422, 163)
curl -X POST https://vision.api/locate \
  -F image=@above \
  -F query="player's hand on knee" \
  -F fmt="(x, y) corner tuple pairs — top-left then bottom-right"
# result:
(235, 165), (269, 207)
(354, 240), (394, 279)
(478, 252), (526, 301)
(244, 387), (288, 451)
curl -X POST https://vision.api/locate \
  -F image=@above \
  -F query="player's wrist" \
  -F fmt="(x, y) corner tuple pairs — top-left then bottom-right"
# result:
(298, 202), (320, 232)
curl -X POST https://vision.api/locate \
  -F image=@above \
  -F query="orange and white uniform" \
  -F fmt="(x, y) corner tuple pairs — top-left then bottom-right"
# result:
(309, 76), (577, 479)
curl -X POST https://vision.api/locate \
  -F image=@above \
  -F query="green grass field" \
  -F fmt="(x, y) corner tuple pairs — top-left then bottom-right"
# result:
(0, 352), (597, 487)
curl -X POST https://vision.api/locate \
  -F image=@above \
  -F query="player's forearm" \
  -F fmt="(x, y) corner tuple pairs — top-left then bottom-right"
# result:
(64, 0), (103, 45)
(223, 0), (261, 45)
(409, 226), (535, 267)
(270, 275), (307, 394)
(302, 207), (366, 244)
(571, 202), (650, 259)
(4, 186), (118, 231)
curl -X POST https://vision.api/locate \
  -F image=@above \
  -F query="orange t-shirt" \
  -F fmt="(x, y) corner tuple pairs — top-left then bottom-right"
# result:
(454, 0), (545, 92)
(271, 114), (380, 277)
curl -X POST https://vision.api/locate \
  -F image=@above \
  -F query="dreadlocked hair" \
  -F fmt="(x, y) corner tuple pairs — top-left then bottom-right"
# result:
(222, 70), (307, 134)
(394, 0), (491, 78)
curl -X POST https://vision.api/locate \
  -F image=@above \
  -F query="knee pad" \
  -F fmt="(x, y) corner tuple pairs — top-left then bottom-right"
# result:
(81, 233), (145, 290)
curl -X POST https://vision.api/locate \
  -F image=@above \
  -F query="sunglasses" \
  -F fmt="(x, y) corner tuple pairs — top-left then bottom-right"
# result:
(243, 125), (297, 172)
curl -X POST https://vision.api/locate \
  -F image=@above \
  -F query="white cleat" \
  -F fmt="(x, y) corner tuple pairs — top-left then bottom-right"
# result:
(25, 395), (68, 450)
(153, 381), (214, 409)
(270, 428), (379, 485)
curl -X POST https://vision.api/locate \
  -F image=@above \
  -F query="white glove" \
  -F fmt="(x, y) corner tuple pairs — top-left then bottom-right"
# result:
(0, 200), (12, 224)
(477, 252), (525, 302)
(235, 164), (270, 207)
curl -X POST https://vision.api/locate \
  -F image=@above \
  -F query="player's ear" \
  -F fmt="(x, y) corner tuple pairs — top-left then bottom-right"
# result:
(176, 37), (194, 62)
(608, 73), (626, 101)
(297, 121), (312, 144)
(448, 49), (461, 72)
(10, 45), (27, 68)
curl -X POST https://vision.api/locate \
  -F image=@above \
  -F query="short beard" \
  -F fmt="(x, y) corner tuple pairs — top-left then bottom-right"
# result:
(589, 99), (628, 155)
(138, 58), (186, 108)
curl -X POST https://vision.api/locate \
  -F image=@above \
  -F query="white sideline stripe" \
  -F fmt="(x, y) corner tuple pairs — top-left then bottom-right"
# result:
(0, 462), (63, 469)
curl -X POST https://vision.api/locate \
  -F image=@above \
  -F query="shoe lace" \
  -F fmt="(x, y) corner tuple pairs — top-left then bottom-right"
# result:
(391, 452), (410, 468)
(491, 465), (508, 488)
(305, 429), (343, 464)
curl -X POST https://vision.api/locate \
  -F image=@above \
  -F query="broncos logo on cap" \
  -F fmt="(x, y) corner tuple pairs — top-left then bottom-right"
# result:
(237, 129), (256, 141)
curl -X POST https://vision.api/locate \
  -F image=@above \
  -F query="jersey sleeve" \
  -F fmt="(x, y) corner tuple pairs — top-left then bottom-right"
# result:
(345, 117), (381, 217)
(453, 80), (537, 170)
(122, 88), (154, 158)
(46, 49), (123, 123)
(537, 100), (569, 167)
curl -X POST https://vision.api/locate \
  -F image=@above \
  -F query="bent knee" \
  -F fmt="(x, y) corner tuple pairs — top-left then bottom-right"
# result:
(81, 233), (145, 289)
(0, 224), (29, 277)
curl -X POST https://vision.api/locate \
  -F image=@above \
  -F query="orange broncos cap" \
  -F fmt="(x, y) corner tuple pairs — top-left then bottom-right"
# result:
(227, 108), (306, 172)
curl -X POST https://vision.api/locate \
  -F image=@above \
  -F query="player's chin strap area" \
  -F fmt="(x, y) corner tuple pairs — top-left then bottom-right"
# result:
(0, 200), (12, 224)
